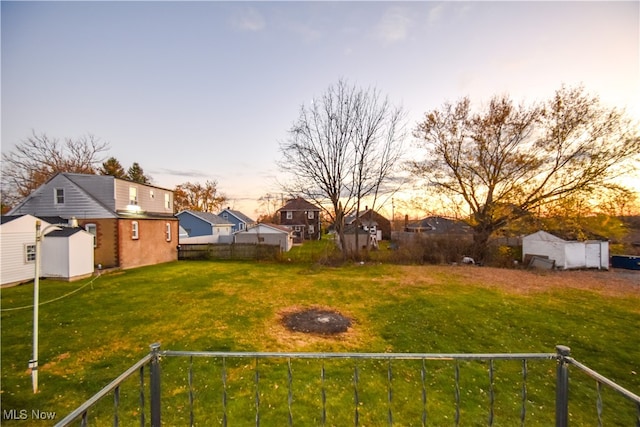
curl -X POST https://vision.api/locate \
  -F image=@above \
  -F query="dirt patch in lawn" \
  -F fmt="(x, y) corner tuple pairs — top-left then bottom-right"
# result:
(282, 307), (352, 335)
(269, 306), (365, 351)
(417, 265), (640, 298)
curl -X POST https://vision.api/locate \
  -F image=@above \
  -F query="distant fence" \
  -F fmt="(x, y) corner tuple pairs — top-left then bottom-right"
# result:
(178, 243), (281, 261)
(54, 344), (640, 427)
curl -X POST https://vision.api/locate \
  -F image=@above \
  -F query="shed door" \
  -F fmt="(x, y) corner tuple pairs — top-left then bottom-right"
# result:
(585, 242), (601, 269)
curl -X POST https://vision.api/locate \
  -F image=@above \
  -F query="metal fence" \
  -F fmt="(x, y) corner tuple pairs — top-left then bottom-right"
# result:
(54, 344), (640, 427)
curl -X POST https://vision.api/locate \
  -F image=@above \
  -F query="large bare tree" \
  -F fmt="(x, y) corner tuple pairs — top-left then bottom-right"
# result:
(279, 79), (406, 255)
(410, 85), (640, 261)
(1, 131), (109, 208)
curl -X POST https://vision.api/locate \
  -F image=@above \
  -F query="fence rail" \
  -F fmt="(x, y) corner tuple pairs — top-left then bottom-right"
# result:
(55, 344), (640, 427)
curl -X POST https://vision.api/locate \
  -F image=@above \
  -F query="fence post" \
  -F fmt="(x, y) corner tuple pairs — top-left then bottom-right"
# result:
(555, 345), (571, 427)
(150, 343), (162, 427)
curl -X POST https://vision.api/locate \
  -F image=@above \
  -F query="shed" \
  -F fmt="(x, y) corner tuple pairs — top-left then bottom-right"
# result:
(40, 228), (95, 281)
(522, 230), (609, 270)
(234, 223), (293, 252)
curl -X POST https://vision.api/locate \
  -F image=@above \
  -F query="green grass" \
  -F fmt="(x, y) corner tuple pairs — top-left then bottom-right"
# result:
(1, 256), (638, 426)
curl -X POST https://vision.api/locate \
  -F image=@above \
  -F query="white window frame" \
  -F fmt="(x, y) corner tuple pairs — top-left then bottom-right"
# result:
(150, 190), (155, 199)
(164, 193), (171, 209)
(308, 225), (315, 235)
(165, 222), (171, 242)
(129, 187), (138, 205)
(85, 223), (97, 248)
(25, 244), (36, 263)
(286, 211), (293, 220)
(307, 211), (314, 220)
(54, 188), (65, 205)
(131, 221), (139, 240)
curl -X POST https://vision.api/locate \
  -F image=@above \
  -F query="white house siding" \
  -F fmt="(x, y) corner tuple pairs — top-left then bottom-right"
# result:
(8, 174), (115, 219)
(1, 215), (42, 286)
(1, 231), (36, 286)
(114, 179), (174, 214)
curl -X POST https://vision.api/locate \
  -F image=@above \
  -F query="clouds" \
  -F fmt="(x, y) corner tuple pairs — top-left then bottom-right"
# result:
(374, 7), (413, 45)
(232, 6), (265, 32)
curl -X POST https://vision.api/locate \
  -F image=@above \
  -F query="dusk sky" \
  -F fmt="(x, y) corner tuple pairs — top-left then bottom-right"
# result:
(2, 1), (639, 217)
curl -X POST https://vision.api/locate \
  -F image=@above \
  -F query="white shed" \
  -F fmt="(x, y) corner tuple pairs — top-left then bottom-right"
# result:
(40, 228), (94, 281)
(234, 223), (294, 252)
(522, 230), (609, 270)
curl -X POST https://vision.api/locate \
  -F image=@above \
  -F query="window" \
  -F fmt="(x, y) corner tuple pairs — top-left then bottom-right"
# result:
(165, 222), (171, 242)
(308, 225), (315, 234)
(286, 211), (293, 220)
(308, 211), (314, 220)
(25, 244), (36, 262)
(85, 223), (97, 248)
(54, 188), (65, 204)
(131, 221), (139, 240)
(150, 190), (155, 199)
(294, 225), (301, 232)
(164, 193), (171, 209)
(239, 223), (245, 231)
(129, 187), (138, 205)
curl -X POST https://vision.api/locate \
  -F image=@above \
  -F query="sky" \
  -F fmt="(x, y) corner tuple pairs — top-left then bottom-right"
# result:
(2, 1), (639, 218)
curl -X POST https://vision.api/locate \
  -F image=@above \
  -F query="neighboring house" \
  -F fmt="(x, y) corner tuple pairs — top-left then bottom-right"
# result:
(522, 230), (609, 270)
(218, 208), (256, 233)
(404, 216), (473, 236)
(1, 214), (94, 286)
(344, 207), (391, 240)
(8, 172), (178, 270)
(233, 223), (294, 252)
(176, 210), (234, 244)
(277, 197), (322, 242)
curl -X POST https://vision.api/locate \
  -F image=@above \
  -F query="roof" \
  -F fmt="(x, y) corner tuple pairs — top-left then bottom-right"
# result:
(235, 223), (292, 234)
(406, 216), (472, 234)
(45, 228), (87, 237)
(1, 215), (67, 225)
(278, 197), (320, 212)
(219, 208), (255, 224)
(179, 210), (233, 225)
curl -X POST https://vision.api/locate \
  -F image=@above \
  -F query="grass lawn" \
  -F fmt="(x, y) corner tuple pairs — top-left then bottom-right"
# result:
(1, 247), (639, 425)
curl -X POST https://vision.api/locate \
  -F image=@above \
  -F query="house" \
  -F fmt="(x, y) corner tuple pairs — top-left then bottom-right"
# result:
(8, 172), (178, 270)
(344, 207), (391, 240)
(233, 223), (294, 252)
(176, 210), (234, 244)
(277, 197), (322, 242)
(1, 214), (94, 286)
(522, 230), (609, 270)
(404, 216), (473, 236)
(218, 208), (256, 233)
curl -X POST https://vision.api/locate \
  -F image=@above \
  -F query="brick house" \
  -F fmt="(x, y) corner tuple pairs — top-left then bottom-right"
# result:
(277, 197), (322, 242)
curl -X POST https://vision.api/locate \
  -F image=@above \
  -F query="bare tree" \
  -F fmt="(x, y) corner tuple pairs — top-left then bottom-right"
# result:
(174, 180), (227, 213)
(410, 85), (640, 261)
(1, 131), (109, 208)
(279, 79), (406, 255)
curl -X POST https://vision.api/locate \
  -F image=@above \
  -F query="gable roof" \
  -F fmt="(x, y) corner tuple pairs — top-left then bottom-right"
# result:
(235, 223), (292, 235)
(219, 208), (255, 224)
(278, 197), (320, 212)
(178, 210), (233, 226)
